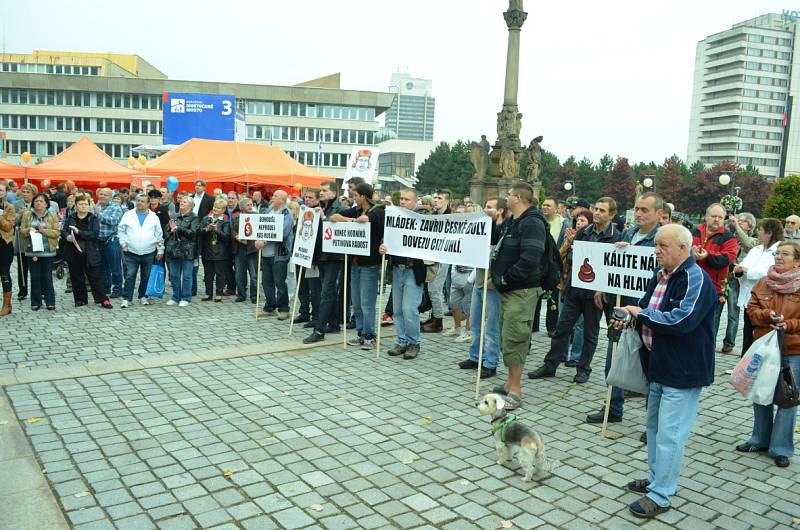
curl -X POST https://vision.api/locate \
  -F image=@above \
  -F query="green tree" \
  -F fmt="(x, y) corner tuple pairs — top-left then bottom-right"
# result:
(689, 160), (706, 177)
(416, 141), (473, 198)
(601, 157), (636, 211)
(576, 157), (602, 201)
(678, 161), (738, 215)
(735, 166), (772, 217)
(764, 175), (800, 219)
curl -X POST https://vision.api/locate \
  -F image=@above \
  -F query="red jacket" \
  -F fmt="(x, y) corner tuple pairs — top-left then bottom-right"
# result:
(692, 224), (739, 296)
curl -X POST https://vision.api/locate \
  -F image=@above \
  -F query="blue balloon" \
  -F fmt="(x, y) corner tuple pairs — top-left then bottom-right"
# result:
(166, 176), (179, 193)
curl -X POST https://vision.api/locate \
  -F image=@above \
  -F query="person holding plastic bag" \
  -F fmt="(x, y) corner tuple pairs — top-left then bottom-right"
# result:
(737, 240), (800, 468)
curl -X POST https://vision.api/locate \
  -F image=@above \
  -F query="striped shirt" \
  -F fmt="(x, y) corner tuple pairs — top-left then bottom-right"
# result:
(98, 203), (125, 240)
(641, 269), (671, 350)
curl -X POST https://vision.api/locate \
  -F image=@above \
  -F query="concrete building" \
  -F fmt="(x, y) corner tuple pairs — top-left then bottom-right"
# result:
(384, 72), (435, 141)
(0, 50), (394, 180)
(375, 138), (438, 193)
(687, 13), (800, 179)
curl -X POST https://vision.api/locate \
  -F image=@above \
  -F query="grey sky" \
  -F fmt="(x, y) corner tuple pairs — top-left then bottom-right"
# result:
(2, 0), (787, 165)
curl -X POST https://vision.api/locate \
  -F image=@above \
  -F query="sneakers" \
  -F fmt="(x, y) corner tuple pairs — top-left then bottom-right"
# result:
(381, 313), (394, 326)
(454, 330), (472, 343)
(140, 297), (150, 306)
(403, 344), (420, 359)
(387, 344), (408, 357)
(458, 359), (479, 369)
(479, 367), (496, 378)
(347, 336), (365, 347)
(442, 327), (461, 338)
(120, 299), (130, 308)
(178, 301), (190, 307)
(573, 370), (590, 384)
(166, 300), (178, 306)
(360, 338), (377, 351)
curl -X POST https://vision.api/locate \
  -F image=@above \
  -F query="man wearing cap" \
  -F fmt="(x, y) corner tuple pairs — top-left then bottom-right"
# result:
(785, 215), (800, 240)
(331, 182), (385, 350)
(254, 190), (294, 319)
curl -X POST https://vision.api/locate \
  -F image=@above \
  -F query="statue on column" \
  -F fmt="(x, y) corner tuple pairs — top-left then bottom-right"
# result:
(499, 137), (520, 179)
(526, 135), (543, 185)
(470, 135), (490, 180)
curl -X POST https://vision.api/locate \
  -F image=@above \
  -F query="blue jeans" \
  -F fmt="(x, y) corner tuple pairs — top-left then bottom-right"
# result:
(723, 280), (740, 347)
(468, 285), (500, 369)
(101, 237), (122, 294)
(168, 258), (194, 303)
(645, 383), (702, 507)
(392, 266), (423, 347)
(315, 261), (343, 333)
(351, 263), (379, 339)
(748, 355), (800, 458)
(568, 315), (584, 362)
(27, 256), (55, 308)
(123, 251), (154, 302)
(235, 249), (257, 301)
(261, 256), (289, 312)
(191, 262), (199, 296)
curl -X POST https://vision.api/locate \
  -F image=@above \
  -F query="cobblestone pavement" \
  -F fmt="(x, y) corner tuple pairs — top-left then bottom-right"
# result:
(1, 271), (800, 529)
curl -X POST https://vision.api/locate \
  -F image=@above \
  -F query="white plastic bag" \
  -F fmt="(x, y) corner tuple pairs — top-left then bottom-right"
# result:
(729, 329), (782, 406)
(606, 327), (649, 395)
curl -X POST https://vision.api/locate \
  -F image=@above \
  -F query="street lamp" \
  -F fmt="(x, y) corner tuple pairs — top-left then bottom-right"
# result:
(564, 180), (575, 197)
(642, 176), (655, 191)
(718, 173), (742, 213)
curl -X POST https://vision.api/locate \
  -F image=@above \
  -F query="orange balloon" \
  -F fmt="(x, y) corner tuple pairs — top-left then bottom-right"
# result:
(99, 181), (108, 188)
(21, 151), (31, 164)
(138, 155), (147, 166)
(293, 183), (303, 191)
(127, 156), (135, 167)
(41, 179), (51, 189)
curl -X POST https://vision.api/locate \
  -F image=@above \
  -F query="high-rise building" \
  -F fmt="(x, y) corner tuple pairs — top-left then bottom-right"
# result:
(0, 50), (394, 179)
(687, 13), (800, 179)
(384, 72), (435, 141)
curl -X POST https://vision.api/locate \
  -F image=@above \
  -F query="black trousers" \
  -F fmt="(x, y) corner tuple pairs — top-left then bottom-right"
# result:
(542, 289), (605, 374)
(16, 247), (29, 295)
(203, 259), (227, 295)
(68, 257), (107, 304)
(533, 290), (559, 333)
(314, 261), (343, 333)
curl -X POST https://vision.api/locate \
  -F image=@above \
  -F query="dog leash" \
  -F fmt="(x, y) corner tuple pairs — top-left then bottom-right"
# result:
(518, 382), (577, 419)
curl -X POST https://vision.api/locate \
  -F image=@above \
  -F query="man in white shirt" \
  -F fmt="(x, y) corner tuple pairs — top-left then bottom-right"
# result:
(117, 194), (164, 308)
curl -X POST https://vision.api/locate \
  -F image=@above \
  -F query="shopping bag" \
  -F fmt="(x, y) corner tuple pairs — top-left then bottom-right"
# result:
(606, 327), (649, 395)
(729, 330), (781, 405)
(145, 262), (166, 299)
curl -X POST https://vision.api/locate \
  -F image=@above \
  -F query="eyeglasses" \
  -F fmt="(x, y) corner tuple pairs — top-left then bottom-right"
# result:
(785, 220), (797, 225)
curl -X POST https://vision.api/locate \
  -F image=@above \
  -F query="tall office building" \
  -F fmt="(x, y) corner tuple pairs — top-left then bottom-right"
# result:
(0, 50), (394, 179)
(686, 13), (800, 179)
(384, 72), (435, 141)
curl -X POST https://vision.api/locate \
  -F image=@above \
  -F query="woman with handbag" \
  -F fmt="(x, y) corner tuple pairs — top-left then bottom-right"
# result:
(165, 197), (199, 307)
(20, 193), (60, 310)
(62, 194), (112, 309)
(738, 239), (800, 467)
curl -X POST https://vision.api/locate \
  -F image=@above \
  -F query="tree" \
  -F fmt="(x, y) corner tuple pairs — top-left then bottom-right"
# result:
(764, 175), (800, 219)
(678, 161), (738, 215)
(689, 160), (706, 177)
(601, 157), (636, 211)
(548, 163), (577, 200)
(655, 156), (686, 205)
(576, 157), (602, 201)
(416, 141), (473, 198)
(734, 167), (772, 218)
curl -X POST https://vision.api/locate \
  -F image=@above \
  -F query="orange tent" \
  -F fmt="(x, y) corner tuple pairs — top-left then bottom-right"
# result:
(0, 159), (26, 180)
(145, 138), (334, 190)
(26, 136), (133, 186)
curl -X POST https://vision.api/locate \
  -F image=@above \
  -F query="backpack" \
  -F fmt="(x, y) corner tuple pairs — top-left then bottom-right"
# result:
(540, 219), (563, 292)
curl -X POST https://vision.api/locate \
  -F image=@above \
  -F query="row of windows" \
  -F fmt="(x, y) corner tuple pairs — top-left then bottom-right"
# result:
(700, 155), (780, 167)
(746, 34), (792, 46)
(289, 151), (350, 168)
(0, 88), (164, 110)
(746, 47), (791, 60)
(745, 61), (789, 73)
(1, 63), (100, 75)
(97, 143), (137, 159)
(96, 92), (163, 110)
(245, 125), (375, 145)
(737, 143), (782, 153)
(742, 88), (786, 100)
(1, 114), (162, 134)
(244, 100), (375, 121)
(741, 102), (784, 113)
(740, 129), (783, 140)
(741, 115), (783, 126)
(5, 139), (72, 156)
(743, 75), (788, 87)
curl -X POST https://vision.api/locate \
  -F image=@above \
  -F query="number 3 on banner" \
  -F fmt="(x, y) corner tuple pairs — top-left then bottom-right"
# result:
(222, 100), (232, 116)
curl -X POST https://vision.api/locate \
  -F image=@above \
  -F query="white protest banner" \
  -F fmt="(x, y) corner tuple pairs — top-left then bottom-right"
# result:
(343, 146), (380, 187)
(237, 213), (284, 242)
(290, 207), (320, 268)
(571, 240), (657, 298)
(321, 221), (370, 257)
(383, 206), (491, 268)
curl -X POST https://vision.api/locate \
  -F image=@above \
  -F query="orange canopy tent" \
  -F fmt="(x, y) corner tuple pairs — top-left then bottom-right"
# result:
(25, 136), (133, 186)
(0, 159), (26, 180)
(144, 138), (334, 191)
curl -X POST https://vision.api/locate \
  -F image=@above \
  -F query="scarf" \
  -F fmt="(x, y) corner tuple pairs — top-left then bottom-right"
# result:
(765, 265), (800, 294)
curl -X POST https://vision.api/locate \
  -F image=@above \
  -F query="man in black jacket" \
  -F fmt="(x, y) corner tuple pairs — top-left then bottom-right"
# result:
(490, 182), (547, 410)
(529, 197), (622, 384)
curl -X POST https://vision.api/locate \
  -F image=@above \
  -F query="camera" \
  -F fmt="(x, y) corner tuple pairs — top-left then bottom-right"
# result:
(612, 308), (631, 324)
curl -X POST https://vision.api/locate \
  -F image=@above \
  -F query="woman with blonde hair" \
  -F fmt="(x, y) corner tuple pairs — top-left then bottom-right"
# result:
(20, 193), (60, 310)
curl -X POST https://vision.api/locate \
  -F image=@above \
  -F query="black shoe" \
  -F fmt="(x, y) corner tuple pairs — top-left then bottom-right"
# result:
(586, 409), (622, 424)
(302, 331), (325, 344)
(528, 366), (556, 379)
(18, 292), (27, 301)
(303, 321), (316, 329)
(458, 359), (479, 369)
(235, 297), (246, 302)
(387, 344), (408, 357)
(201, 295), (213, 301)
(735, 442), (768, 453)
(625, 479), (650, 494)
(640, 431), (647, 444)
(774, 456), (790, 467)
(325, 324), (341, 334)
(109, 292), (121, 299)
(295, 315), (311, 324)
(31, 305), (41, 311)
(346, 320), (356, 329)
(403, 344), (420, 360)
(564, 360), (578, 367)
(480, 367), (497, 378)
(573, 371), (590, 384)
(251, 299), (256, 304)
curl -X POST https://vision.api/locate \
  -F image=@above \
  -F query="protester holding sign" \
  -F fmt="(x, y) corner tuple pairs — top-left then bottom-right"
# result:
(231, 198), (258, 303)
(379, 188), (426, 359)
(490, 182), (547, 411)
(331, 182), (385, 350)
(586, 192), (664, 427)
(255, 190), (294, 319)
(529, 197), (622, 384)
(421, 189), (453, 333)
(296, 189), (322, 329)
(303, 182), (346, 344)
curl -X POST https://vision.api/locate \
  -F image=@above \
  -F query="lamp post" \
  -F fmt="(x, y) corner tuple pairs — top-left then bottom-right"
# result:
(718, 172), (742, 214)
(564, 180), (575, 197)
(642, 175), (655, 192)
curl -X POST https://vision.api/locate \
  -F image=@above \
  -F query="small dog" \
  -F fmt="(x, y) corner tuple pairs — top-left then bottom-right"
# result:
(477, 393), (549, 481)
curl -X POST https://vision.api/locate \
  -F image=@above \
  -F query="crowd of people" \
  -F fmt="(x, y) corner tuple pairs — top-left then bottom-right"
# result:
(1, 175), (799, 518)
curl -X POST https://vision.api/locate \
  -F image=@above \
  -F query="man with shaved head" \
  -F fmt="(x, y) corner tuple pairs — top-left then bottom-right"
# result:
(254, 189), (294, 319)
(96, 187), (125, 297)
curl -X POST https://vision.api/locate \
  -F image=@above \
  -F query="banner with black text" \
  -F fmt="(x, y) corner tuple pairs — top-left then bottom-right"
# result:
(237, 213), (284, 242)
(322, 221), (371, 257)
(571, 241), (657, 298)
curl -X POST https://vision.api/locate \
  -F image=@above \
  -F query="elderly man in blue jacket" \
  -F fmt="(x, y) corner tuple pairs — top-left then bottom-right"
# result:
(615, 223), (717, 519)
